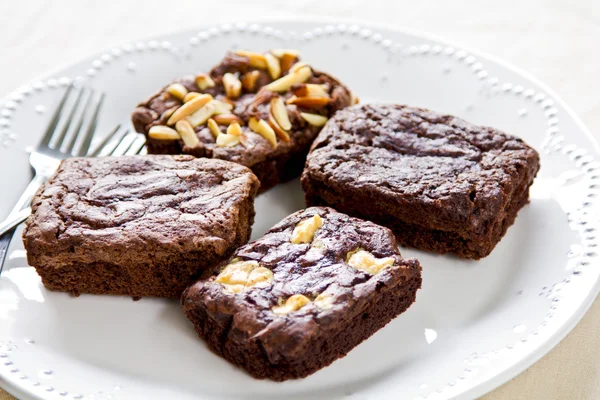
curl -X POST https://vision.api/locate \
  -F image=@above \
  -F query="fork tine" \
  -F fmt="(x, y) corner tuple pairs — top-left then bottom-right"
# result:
(51, 86), (84, 150)
(89, 124), (121, 157)
(38, 84), (73, 148)
(76, 92), (105, 156)
(64, 90), (92, 155)
(106, 128), (131, 156)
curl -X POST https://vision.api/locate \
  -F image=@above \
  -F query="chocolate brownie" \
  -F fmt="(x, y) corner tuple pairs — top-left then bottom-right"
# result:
(302, 104), (540, 259)
(181, 207), (421, 381)
(22, 155), (259, 298)
(131, 49), (355, 192)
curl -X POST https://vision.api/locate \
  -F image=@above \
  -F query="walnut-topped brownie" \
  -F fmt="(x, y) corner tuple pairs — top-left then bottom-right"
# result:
(181, 207), (422, 381)
(302, 104), (540, 259)
(22, 155), (259, 298)
(131, 49), (355, 192)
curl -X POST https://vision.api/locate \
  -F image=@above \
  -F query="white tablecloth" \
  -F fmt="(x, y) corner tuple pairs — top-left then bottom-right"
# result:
(0, 0), (598, 398)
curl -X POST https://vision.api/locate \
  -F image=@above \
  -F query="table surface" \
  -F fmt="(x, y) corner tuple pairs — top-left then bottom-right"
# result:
(1, 0), (599, 399)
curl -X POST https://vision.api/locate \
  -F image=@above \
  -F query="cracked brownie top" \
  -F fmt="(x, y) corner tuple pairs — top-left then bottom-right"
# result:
(23, 155), (259, 265)
(303, 104), (540, 234)
(131, 49), (355, 167)
(182, 206), (421, 362)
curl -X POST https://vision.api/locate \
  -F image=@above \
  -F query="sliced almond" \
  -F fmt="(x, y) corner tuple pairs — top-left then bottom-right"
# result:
(195, 73), (215, 90)
(264, 52), (281, 80)
(175, 119), (200, 148)
(249, 117), (277, 148)
(186, 101), (217, 127)
(216, 133), (240, 147)
(265, 65), (312, 92)
(148, 125), (180, 140)
(213, 113), (244, 126)
(289, 62), (308, 74)
(227, 122), (243, 136)
(351, 94), (359, 105)
(300, 112), (328, 127)
(183, 92), (201, 103)
(268, 113), (291, 142)
(234, 50), (267, 69)
(279, 53), (297, 73)
(271, 49), (301, 58)
(223, 73), (242, 99)
(166, 83), (188, 100)
(270, 97), (291, 130)
(207, 118), (221, 138)
(167, 94), (213, 125)
(241, 70), (261, 92)
(287, 96), (330, 108)
(293, 84), (329, 98)
(212, 99), (234, 114)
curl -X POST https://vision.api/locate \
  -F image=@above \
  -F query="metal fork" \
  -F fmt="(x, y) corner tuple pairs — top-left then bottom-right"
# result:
(0, 85), (145, 270)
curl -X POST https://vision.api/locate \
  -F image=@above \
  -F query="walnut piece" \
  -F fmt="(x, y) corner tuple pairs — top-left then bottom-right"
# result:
(272, 294), (311, 315)
(291, 214), (323, 244)
(347, 250), (394, 275)
(215, 260), (273, 294)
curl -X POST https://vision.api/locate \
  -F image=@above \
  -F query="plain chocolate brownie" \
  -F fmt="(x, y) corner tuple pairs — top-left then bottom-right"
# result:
(22, 155), (259, 298)
(131, 49), (355, 192)
(301, 104), (540, 259)
(181, 207), (422, 381)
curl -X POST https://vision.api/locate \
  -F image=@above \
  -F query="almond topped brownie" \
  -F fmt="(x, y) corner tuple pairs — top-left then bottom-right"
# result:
(302, 104), (540, 259)
(181, 207), (422, 381)
(22, 155), (259, 298)
(131, 49), (355, 191)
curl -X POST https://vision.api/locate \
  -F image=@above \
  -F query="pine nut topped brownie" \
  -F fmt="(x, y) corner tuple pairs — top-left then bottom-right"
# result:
(131, 49), (355, 192)
(22, 155), (259, 299)
(181, 207), (422, 381)
(301, 104), (540, 259)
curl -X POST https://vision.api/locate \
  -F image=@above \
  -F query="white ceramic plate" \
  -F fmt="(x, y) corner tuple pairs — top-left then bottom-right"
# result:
(1, 19), (599, 400)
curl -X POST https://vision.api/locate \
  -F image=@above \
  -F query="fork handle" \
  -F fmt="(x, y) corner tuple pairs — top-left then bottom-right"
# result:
(9, 173), (45, 215)
(0, 229), (14, 275)
(0, 207), (31, 236)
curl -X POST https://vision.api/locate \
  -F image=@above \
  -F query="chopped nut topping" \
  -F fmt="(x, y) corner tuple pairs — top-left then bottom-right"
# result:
(293, 84), (329, 98)
(265, 52), (281, 80)
(166, 83), (188, 100)
(300, 112), (328, 127)
(223, 73), (242, 99)
(289, 62), (308, 74)
(216, 133), (241, 147)
(207, 118), (221, 138)
(167, 94), (213, 125)
(272, 294), (311, 315)
(287, 96), (330, 108)
(183, 92), (201, 103)
(148, 125), (180, 140)
(314, 292), (335, 310)
(186, 101), (217, 127)
(215, 260), (273, 294)
(265, 65), (312, 92)
(234, 50), (268, 69)
(241, 70), (261, 92)
(271, 49), (301, 58)
(351, 94), (360, 105)
(347, 250), (394, 275)
(212, 113), (244, 126)
(279, 53), (297, 73)
(249, 117), (277, 148)
(212, 99), (234, 114)
(270, 97), (291, 130)
(268, 113), (291, 142)
(291, 214), (323, 244)
(227, 122), (243, 136)
(175, 119), (200, 148)
(195, 73), (216, 90)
